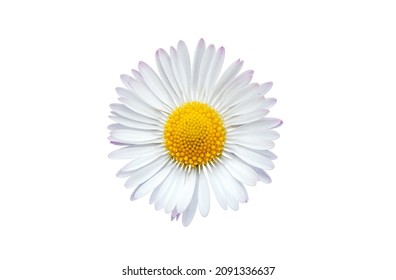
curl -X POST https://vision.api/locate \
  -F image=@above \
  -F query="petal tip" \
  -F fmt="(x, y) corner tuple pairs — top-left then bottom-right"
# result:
(276, 120), (283, 128)
(177, 40), (186, 47)
(138, 61), (147, 68)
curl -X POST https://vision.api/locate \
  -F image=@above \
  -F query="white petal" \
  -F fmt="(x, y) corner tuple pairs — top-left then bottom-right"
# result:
(115, 87), (134, 99)
(138, 61), (177, 108)
(110, 103), (163, 126)
(107, 136), (147, 146)
(176, 169), (197, 213)
(192, 39), (206, 99)
(264, 130), (280, 140)
(260, 150), (277, 160)
(176, 40), (192, 100)
(131, 161), (172, 200)
(228, 145), (275, 170)
(109, 114), (160, 130)
(228, 118), (283, 135)
(225, 190), (239, 210)
(227, 177), (249, 203)
(221, 95), (263, 118)
(120, 149), (167, 172)
(117, 153), (165, 178)
(223, 70), (254, 90)
(120, 74), (134, 90)
(217, 83), (259, 112)
(221, 152), (259, 186)
(219, 166), (249, 203)
(155, 49), (182, 105)
(119, 96), (165, 122)
(109, 144), (162, 160)
(124, 155), (168, 188)
(214, 70), (254, 109)
(170, 47), (189, 103)
(257, 82), (273, 96)
(263, 118), (283, 129)
(131, 69), (143, 80)
(198, 171), (210, 217)
(197, 44), (215, 101)
(110, 129), (162, 144)
(182, 184), (198, 226)
(214, 164), (240, 210)
(163, 166), (186, 213)
(107, 123), (128, 131)
(204, 165), (227, 210)
(155, 48), (183, 104)
(259, 98), (277, 110)
(127, 76), (170, 113)
(204, 47), (225, 102)
(153, 184), (168, 210)
(149, 184), (161, 204)
(224, 110), (269, 126)
(227, 134), (275, 151)
(253, 167), (272, 183)
(212, 59), (244, 97)
(154, 164), (179, 211)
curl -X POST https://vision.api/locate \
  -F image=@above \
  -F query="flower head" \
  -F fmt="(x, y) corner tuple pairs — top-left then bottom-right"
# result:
(109, 39), (282, 226)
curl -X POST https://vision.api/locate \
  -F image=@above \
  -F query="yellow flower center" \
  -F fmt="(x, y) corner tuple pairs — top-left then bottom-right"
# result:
(164, 102), (226, 167)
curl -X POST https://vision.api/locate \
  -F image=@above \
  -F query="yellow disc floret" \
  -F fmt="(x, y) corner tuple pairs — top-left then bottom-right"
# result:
(164, 102), (226, 167)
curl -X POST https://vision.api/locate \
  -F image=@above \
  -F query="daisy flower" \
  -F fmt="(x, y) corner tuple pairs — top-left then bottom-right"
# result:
(109, 39), (282, 226)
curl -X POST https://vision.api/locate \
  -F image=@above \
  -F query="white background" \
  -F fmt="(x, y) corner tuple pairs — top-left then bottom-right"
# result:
(1, 1), (395, 279)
